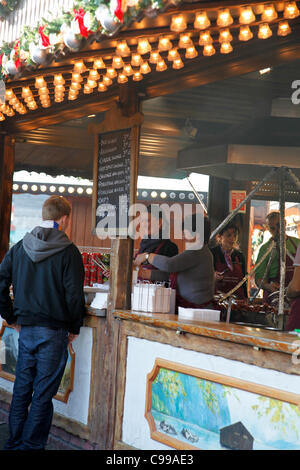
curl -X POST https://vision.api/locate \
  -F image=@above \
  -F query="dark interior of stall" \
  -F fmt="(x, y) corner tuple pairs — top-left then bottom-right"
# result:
(11, 57), (300, 327)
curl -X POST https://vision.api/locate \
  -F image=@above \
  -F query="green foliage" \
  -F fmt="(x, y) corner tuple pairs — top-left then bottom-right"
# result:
(151, 392), (170, 415)
(196, 379), (220, 416)
(252, 397), (300, 438)
(154, 368), (187, 401)
(0, 0), (21, 19)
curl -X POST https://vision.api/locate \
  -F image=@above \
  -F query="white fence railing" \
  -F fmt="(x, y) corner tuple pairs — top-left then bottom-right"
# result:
(0, 0), (74, 46)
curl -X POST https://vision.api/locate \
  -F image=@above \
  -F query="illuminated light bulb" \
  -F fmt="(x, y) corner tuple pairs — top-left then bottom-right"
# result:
(239, 6), (256, 24)
(168, 48), (180, 61)
(106, 67), (117, 79)
(6, 108), (15, 116)
(140, 62), (151, 74)
(217, 8), (233, 27)
(22, 184), (28, 191)
(131, 53), (143, 67)
(73, 61), (86, 73)
(31, 185), (38, 192)
(77, 187), (84, 194)
(116, 41), (131, 57)
(9, 97), (18, 106)
(277, 20), (291, 36)
(5, 89), (14, 100)
(53, 74), (65, 86)
(137, 38), (151, 55)
(68, 93), (78, 101)
(72, 73), (83, 82)
(55, 84), (65, 93)
(194, 11), (210, 30)
(0, 113), (5, 121)
(149, 51), (161, 64)
(178, 33), (193, 49)
(220, 42), (233, 54)
(68, 187), (75, 194)
(38, 86), (49, 96)
(55, 96), (64, 102)
(199, 31), (213, 46)
(89, 69), (100, 80)
(117, 73), (128, 84)
(112, 56), (124, 69)
(258, 23), (272, 39)
(86, 79), (97, 88)
(49, 186), (56, 193)
(284, 2), (299, 18)
(70, 82), (81, 91)
(170, 14), (187, 32)
(21, 87), (32, 98)
(103, 75), (113, 86)
(123, 64), (133, 76)
(93, 58), (105, 69)
(185, 46), (198, 59)
(173, 58), (184, 69)
(86, 187), (93, 195)
(83, 85), (93, 94)
(98, 82), (108, 92)
(239, 25), (253, 41)
(203, 44), (216, 56)
(42, 102), (51, 108)
(156, 59), (167, 72)
(262, 3), (278, 21)
(35, 77), (46, 88)
(158, 37), (172, 51)
(219, 28), (233, 43)
(132, 71), (143, 81)
(24, 96), (35, 103)
(27, 102), (38, 109)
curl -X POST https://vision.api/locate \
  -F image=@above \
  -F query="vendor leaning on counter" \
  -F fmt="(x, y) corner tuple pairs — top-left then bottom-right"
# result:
(135, 205), (178, 282)
(210, 222), (247, 299)
(255, 211), (300, 304)
(134, 213), (216, 310)
(286, 243), (300, 331)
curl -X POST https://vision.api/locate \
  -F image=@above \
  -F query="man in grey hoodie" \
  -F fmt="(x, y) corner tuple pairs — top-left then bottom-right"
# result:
(0, 195), (85, 450)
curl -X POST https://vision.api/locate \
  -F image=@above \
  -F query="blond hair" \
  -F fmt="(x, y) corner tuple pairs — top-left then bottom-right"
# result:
(42, 195), (71, 221)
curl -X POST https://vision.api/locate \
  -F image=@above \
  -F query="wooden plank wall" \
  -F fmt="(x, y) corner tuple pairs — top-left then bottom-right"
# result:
(66, 196), (200, 253)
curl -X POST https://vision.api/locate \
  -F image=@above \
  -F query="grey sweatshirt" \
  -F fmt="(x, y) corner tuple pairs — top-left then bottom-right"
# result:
(151, 245), (215, 305)
(23, 227), (72, 262)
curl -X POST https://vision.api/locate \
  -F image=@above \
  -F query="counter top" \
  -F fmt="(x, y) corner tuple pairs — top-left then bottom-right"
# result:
(113, 310), (299, 356)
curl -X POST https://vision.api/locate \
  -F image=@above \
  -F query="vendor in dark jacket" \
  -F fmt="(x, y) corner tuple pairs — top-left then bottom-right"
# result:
(210, 222), (247, 299)
(136, 204), (178, 282)
(0, 195), (85, 451)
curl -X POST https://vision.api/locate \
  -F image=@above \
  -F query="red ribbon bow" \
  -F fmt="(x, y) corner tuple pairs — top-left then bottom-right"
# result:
(114, 0), (124, 22)
(39, 26), (51, 48)
(74, 8), (91, 38)
(13, 40), (21, 70)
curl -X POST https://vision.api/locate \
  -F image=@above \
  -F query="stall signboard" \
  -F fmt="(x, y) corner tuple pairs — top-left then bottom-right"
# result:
(95, 128), (131, 237)
(230, 190), (247, 214)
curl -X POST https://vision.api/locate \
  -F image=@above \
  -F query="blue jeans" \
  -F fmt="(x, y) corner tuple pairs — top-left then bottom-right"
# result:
(5, 326), (68, 450)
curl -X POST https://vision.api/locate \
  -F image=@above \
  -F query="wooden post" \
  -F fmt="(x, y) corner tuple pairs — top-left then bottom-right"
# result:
(0, 135), (14, 262)
(88, 91), (142, 449)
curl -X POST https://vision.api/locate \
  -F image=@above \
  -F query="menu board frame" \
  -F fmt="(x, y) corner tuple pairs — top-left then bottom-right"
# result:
(89, 103), (144, 237)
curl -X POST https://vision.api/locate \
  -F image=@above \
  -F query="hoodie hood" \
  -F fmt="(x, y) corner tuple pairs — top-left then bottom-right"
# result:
(22, 226), (72, 263)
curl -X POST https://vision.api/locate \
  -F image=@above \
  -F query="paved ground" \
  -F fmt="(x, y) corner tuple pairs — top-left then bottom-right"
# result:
(0, 422), (57, 450)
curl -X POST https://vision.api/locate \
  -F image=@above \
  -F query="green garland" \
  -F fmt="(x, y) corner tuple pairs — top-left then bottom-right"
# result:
(0, 0), (165, 80)
(0, 0), (21, 20)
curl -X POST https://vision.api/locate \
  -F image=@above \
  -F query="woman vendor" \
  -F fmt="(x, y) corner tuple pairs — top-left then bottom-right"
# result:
(136, 205), (178, 282)
(285, 243), (300, 331)
(134, 213), (216, 310)
(210, 222), (247, 299)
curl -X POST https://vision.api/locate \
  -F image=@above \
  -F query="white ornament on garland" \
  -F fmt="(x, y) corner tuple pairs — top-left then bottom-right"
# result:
(5, 59), (17, 75)
(29, 42), (48, 65)
(63, 28), (82, 50)
(95, 5), (119, 34)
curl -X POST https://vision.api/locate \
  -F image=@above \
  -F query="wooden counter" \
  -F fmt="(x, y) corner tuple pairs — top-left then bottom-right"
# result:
(113, 310), (299, 356)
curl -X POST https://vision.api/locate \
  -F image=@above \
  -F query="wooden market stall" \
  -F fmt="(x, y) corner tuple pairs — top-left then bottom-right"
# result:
(1, 0), (300, 451)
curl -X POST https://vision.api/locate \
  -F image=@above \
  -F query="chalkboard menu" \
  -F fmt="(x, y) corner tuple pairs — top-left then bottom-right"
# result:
(95, 128), (131, 236)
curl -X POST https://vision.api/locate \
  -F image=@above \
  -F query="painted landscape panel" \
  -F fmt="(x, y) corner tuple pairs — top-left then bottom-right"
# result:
(147, 364), (300, 450)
